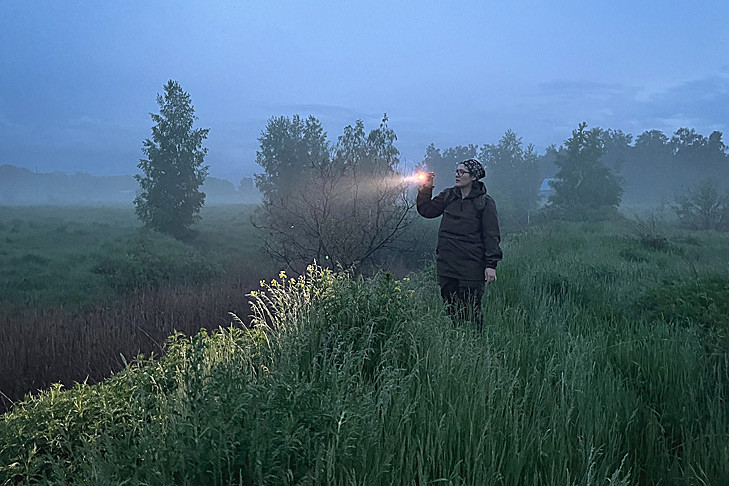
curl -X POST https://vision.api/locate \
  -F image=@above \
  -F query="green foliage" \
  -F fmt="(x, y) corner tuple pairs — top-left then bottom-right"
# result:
(593, 127), (728, 204)
(135, 80), (210, 239)
(92, 232), (224, 291)
(4, 222), (729, 484)
(254, 115), (415, 273)
(673, 178), (729, 231)
(481, 129), (541, 212)
(548, 122), (624, 217)
(254, 114), (329, 202)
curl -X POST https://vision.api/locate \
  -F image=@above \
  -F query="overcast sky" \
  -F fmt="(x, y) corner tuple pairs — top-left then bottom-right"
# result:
(1, 1), (728, 182)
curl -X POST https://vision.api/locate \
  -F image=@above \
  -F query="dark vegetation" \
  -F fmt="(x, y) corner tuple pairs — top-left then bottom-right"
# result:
(673, 177), (729, 231)
(546, 122), (623, 219)
(2, 221), (728, 484)
(134, 80), (211, 238)
(253, 115), (416, 273)
(421, 124), (729, 223)
(0, 204), (278, 413)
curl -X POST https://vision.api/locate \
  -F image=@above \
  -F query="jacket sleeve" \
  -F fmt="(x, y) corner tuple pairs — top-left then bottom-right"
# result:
(417, 187), (448, 218)
(482, 196), (503, 269)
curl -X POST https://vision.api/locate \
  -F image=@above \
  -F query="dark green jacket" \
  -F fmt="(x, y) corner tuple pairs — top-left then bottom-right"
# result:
(417, 181), (502, 280)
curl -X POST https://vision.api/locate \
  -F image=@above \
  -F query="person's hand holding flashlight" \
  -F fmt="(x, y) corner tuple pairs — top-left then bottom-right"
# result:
(419, 172), (435, 189)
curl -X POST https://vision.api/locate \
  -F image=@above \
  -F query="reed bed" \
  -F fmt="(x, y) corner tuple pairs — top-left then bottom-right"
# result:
(0, 277), (256, 414)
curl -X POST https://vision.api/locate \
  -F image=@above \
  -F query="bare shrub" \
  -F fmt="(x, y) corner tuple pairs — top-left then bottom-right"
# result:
(626, 209), (669, 251)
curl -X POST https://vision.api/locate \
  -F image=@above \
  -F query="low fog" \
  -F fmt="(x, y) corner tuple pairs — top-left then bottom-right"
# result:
(0, 165), (260, 206)
(2, 124), (726, 209)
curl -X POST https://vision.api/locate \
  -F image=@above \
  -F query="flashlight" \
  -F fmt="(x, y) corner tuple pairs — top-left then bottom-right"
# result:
(402, 172), (434, 184)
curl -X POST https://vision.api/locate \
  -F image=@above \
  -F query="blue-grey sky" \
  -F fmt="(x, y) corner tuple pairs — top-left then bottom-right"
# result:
(1, 1), (728, 182)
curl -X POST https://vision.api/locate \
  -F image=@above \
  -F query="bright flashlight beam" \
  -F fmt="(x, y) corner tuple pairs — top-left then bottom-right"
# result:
(401, 172), (428, 184)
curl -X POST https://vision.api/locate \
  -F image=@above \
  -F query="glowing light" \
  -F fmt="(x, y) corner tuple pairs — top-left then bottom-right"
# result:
(401, 172), (430, 184)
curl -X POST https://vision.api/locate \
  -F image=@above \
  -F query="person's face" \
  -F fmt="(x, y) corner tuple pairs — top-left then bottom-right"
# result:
(455, 163), (476, 188)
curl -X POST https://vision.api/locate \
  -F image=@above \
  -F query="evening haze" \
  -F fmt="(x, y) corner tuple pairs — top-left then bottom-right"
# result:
(1, 1), (728, 183)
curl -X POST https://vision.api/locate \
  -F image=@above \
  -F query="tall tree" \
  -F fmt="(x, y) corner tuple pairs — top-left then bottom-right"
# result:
(670, 128), (729, 189)
(599, 129), (633, 172)
(626, 129), (672, 202)
(549, 122), (623, 215)
(480, 129), (541, 212)
(134, 80), (209, 238)
(418, 143), (444, 176)
(254, 115), (328, 202)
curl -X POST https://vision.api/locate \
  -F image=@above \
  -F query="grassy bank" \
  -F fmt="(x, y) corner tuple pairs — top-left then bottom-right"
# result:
(2, 221), (728, 484)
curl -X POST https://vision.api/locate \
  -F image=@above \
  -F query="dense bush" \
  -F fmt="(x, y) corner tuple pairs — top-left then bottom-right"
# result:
(547, 123), (623, 217)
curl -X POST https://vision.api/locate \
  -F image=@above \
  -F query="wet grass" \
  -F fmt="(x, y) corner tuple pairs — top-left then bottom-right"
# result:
(2, 220), (728, 484)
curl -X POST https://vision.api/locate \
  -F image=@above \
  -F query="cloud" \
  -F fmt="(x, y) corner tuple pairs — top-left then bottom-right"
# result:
(636, 74), (729, 133)
(535, 80), (629, 98)
(473, 74), (729, 150)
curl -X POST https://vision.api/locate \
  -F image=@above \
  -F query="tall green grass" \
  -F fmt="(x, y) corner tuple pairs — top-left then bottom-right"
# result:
(1, 221), (728, 484)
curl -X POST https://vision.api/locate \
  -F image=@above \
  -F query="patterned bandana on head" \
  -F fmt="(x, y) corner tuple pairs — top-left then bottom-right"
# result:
(461, 158), (485, 180)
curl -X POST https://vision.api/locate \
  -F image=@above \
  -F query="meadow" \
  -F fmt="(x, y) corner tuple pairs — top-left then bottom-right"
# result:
(1, 209), (728, 484)
(0, 204), (271, 313)
(0, 204), (278, 412)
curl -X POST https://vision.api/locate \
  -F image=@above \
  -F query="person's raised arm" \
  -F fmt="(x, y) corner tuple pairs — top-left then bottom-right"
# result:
(416, 173), (447, 218)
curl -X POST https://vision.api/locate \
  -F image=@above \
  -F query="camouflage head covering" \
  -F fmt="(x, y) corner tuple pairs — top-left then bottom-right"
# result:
(461, 158), (485, 180)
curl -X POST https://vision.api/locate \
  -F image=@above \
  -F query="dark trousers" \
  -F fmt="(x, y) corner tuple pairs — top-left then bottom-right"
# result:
(438, 276), (485, 331)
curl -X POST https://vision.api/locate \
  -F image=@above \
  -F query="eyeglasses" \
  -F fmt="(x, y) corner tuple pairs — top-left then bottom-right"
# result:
(454, 169), (470, 176)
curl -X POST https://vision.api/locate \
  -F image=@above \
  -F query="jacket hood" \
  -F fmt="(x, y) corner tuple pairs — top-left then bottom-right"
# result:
(462, 180), (487, 199)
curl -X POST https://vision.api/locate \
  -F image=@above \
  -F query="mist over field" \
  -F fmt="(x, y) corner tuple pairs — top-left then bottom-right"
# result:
(0, 164), (260, 206)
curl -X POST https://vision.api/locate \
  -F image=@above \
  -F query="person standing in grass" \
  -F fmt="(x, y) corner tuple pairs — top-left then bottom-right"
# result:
(417, 158), (502, 330)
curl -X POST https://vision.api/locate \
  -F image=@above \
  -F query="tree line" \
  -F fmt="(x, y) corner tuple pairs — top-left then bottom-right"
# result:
(135, 80), (729, 271)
